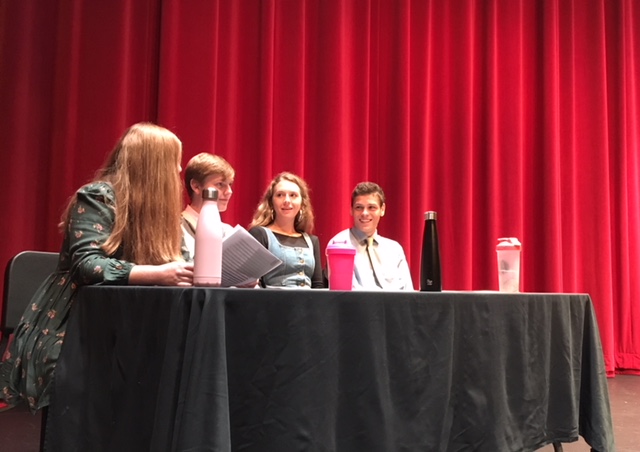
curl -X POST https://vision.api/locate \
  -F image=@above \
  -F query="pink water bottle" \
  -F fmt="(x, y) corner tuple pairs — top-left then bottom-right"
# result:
(194, 187), (223, 286)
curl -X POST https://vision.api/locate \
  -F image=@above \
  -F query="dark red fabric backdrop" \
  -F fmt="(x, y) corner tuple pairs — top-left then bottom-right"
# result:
(1, 0), (639, 376)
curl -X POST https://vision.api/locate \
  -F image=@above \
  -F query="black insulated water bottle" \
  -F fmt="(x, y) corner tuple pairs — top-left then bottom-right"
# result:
(420, 211), (442, 291)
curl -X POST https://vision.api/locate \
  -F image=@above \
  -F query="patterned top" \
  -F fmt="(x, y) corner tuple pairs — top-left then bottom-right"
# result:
(0, 182), (139, 412)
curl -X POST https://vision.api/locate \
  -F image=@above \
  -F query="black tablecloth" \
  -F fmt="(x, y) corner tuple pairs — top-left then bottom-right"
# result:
(45, 288), (614, 452)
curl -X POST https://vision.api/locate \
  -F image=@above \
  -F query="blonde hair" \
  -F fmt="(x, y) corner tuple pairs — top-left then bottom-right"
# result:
(62, 122), (184, 264)
(249, 172), (315, 233)
(184, 152), (235, 201)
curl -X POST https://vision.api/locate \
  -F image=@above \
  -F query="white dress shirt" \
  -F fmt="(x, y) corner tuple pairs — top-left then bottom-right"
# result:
(327, 227), (414, 291)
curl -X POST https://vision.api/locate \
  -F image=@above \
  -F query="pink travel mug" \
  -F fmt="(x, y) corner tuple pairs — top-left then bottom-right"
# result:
(326, 240), (356, 290)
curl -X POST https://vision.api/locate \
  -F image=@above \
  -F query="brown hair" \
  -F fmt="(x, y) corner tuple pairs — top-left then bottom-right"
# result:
(184, 152), (235, 201)
(351, 181), (386, 207)
(61, 122), (184, 264)
(249, 172), (315, 233)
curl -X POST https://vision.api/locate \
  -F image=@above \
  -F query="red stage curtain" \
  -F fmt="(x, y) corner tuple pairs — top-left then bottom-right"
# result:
(1, 0), (639, 376)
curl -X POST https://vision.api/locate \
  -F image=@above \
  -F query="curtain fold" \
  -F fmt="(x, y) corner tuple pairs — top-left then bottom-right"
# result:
(1, 0), (639, 375)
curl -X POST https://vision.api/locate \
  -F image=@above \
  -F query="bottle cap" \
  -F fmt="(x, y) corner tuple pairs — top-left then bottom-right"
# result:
(425, 211), (437, 220)
(496, 237), (521, 250)
(202, 187), (219, 200)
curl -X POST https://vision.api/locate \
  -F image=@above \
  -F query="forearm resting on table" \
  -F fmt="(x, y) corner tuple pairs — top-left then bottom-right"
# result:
(128, 262), (193, 286)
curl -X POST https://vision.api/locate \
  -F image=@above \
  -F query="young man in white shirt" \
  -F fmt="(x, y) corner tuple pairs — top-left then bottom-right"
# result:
(328, 182), (414, 291)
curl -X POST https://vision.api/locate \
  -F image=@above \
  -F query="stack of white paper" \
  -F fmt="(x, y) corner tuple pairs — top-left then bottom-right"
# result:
(221, 225), (282, 287)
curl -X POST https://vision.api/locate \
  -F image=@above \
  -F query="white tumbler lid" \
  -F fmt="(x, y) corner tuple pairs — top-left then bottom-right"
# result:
(496, 237), (521, 250)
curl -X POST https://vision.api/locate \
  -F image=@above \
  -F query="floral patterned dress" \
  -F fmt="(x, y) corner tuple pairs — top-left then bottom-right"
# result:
(0, 182), (136, 412)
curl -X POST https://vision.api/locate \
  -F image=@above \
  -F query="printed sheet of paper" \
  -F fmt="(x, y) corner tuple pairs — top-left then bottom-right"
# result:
(221, 225), (282, 287)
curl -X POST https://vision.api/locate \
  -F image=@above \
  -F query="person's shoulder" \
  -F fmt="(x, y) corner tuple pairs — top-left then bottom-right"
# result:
(376, 234), (404, 249)
(77, 181), (111, 193)
(76, 181), (115, 203)
(326, 229), (355, 251)
(329, 228), (351, 243)
(248, 225), (267, 237)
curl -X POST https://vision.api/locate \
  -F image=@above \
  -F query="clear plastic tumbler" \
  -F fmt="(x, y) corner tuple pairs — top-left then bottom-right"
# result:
(496, 237), (522, 292)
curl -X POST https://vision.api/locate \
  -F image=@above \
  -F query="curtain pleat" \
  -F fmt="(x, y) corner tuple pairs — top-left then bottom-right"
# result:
(2, 0), (639, 375)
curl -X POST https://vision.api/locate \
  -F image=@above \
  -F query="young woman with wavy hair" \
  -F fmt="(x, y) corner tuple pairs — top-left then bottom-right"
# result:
(248, 172), (324, 288)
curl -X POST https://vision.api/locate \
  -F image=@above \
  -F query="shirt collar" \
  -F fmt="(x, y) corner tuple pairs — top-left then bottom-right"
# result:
(350, 227), (377, 245)
(182, 205), (200, 231)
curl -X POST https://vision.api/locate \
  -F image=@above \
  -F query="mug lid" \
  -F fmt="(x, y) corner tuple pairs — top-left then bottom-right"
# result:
(496, 237), (521, 250)
(326, 239), (356, 255)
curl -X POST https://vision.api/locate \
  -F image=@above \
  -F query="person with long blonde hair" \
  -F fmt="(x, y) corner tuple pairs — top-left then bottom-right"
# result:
(248, 172), (324, 288)
(0, 122), (193, 413)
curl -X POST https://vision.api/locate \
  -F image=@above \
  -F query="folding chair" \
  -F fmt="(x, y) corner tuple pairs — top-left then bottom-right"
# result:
(1, 250), (59, 348)
(1, 250), (59, 450)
